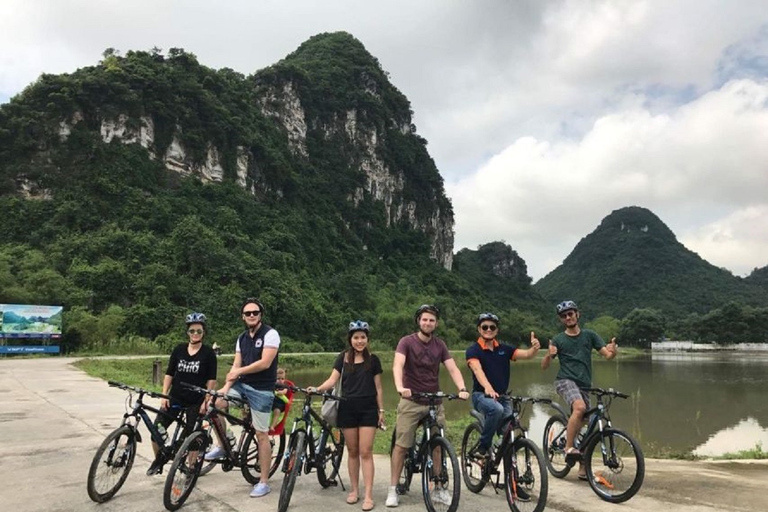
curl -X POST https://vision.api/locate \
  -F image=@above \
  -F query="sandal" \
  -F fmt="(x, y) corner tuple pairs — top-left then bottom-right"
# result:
(362, 499), (375, 511)
(346, 493), (359, 505)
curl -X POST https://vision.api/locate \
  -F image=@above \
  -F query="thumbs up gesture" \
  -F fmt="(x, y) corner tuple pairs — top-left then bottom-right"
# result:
(530, 331), (541, 351)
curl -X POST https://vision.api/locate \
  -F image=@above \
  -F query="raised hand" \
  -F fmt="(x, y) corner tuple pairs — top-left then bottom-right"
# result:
(548, 340), (558, 357)
(530, 331), (541, 351)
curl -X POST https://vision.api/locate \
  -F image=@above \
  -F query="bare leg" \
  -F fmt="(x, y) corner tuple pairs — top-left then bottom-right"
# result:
(390, 444), (407, 486)
(358, 427), (377, 503)
(565, 399), (587, 452)
(344, 428), (360, 501)
(256, 430), (271, 483)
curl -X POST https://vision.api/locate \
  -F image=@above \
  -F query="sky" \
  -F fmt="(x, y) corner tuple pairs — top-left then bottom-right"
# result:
(2, 0), (768, 281)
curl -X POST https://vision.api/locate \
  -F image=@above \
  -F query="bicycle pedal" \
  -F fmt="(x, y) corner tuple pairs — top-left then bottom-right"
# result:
(326, 479), (338, 487)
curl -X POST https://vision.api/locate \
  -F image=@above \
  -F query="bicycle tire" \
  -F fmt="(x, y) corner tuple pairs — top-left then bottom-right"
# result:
(278, 431), (306, 512)
(583, 428), (645, 503)
(504, 437), (548, 512)
(316, 426), (345, 488)
(163, 430), (208, 511)
(197, 423), (217, 477)
(460, 422), (488, 493)
(240, 429), (285, 483)
(390, 428), (414, 495)
(542, 415), (570, 478)
(86, 425), (137, 503)
(422, 436), (460, 512)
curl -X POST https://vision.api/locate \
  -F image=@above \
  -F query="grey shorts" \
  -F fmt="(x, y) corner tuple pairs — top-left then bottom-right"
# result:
(555, 379), (590, 409)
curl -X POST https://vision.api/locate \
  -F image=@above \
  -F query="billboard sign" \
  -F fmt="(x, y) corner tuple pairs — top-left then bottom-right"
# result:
(0, 304), (63, 339)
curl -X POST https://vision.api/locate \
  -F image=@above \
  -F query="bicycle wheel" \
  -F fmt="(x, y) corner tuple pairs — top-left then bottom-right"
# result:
(422, 436), (460, 512)
(583, 428), (645, 503)
(316, 426), (345, 487)
(390, 428), (413, 494)
(163, 430), (208, 511)
(278, 431), (306, 512)
(542, 415), (570, 478)
(87, 425), (137, 503)
(460, 422), (487, 493)
(504, 437), (547, 512)
(241, 429), (285, 483)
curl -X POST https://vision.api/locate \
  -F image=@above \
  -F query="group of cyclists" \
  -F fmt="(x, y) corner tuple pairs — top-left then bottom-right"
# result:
(151, 297), (618, 510)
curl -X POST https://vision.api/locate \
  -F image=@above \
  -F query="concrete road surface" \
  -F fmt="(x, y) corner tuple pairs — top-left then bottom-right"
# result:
(1, 357), (766, 512)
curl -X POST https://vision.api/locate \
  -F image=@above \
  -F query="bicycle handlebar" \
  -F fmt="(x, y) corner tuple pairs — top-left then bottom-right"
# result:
(281, 384), (344, 401)
(108, 380), (171, 401)
(410, 391), (461, 401)
(583, 387), (629, 399)
(178, 382), (246, 407)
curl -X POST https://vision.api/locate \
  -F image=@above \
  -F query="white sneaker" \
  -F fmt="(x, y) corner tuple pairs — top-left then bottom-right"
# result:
(433, 488), (452, 506)
(204, 445), (226, 460)
(385, 486), (399, 507)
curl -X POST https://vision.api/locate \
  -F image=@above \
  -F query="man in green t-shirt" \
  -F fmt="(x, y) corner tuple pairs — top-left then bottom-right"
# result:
(541, 300), (617, 477)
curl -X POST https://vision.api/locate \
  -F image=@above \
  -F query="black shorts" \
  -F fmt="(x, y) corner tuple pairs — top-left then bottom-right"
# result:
(154, 402), (200, 439)
(337, 396), (378, 429)
(273, 398), (287, 412)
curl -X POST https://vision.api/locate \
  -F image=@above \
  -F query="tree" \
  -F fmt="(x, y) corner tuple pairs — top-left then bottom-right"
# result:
(619, 308), (665, 348)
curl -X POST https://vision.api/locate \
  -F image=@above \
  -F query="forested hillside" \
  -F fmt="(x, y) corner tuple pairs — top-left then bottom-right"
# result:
(1, 34), (765, 353)
(0, 33), (545, 353)
(534, 206), (766, 319)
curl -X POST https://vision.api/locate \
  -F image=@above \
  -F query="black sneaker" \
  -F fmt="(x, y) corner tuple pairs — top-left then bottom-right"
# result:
(146, 459), (163, 476)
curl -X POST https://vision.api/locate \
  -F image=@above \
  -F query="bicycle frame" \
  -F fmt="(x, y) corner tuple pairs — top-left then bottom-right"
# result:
(284, 389), (339, 473)
(112, 382), (185, 453)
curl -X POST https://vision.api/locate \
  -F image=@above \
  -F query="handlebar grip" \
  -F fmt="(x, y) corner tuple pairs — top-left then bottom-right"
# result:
(107, 380), (124, 387)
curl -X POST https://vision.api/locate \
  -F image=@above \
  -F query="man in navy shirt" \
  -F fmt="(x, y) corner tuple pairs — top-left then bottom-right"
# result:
(465, 312), (540, 458)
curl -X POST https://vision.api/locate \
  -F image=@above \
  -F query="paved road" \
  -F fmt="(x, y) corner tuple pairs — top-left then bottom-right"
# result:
(1, 357), (766, 512)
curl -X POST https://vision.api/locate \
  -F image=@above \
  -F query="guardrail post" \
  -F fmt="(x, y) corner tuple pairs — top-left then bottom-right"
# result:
(152, 359), (163, 385)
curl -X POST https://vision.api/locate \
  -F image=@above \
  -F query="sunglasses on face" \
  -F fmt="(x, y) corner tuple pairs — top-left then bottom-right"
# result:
(242, 310), (262, 317)
(187, 329), (204, 335)
(559, 311), (577, 319)
(480, 324), (498, 332)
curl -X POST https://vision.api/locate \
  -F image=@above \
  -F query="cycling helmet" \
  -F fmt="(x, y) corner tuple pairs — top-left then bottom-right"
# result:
(415, 304), (440, 322)
(555, 300), (579, 315)
(348, 320), (370, 334)
(476, 312), (500, 326)
(185, 312), (207, 326)
(241, 297), (265, 316)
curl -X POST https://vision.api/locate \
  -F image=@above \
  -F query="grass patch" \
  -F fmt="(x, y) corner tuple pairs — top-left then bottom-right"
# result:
(715, 443), (767, 460)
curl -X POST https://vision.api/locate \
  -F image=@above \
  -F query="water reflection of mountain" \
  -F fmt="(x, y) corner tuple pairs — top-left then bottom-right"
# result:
(693, 417), (768, 456)
(614, 354), (768, 455)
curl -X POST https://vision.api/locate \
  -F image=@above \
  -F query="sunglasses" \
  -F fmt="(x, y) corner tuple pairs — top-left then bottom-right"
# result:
(480, 324), (498, 332)
(187, 329), (204, 335)
(559, 311), (577, 319)
(243, 310), (262, 317)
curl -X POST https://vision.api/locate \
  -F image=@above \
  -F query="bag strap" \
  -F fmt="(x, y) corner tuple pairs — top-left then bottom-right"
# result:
(335, 353), (345, 398)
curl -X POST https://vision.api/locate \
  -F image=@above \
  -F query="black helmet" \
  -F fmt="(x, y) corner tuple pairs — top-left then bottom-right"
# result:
(185, 312), (207, 326)
(348, 320), (370, 334)
(241, 297), (265, 316)
(476, 312), (499, 326)
(415, 304), (440, 322)
(555, 300), (578, 315)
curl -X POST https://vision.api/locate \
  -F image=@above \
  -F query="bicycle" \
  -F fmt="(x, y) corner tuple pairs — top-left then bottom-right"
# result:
(162, 382), (285, 511)
(460, 393), (549, 512)
(543, 387), (645, 503)
(86, 381), (187, 503)
(277, 384), (346, 512)
(389, 391), (462, 512)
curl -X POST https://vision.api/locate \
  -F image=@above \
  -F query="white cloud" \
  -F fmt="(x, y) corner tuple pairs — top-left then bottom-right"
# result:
(449, 78), (768, 280)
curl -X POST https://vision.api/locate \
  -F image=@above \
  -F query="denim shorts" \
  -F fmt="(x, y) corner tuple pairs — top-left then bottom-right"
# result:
(227, 381), (274, 432)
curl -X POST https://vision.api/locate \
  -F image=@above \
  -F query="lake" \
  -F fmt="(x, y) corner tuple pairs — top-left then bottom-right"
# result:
(289, 351), (768, 457)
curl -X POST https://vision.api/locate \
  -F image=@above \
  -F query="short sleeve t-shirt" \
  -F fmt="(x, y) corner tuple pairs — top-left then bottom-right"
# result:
(165, 343), (218, 406)
(551, 328), (606, 389)
(396, 333), (451, 404)
(333, 352), (383, 399)
(465, 339), (517, 394)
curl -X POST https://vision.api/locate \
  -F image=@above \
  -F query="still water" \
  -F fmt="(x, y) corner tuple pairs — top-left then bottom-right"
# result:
(290, 351), (768, 457)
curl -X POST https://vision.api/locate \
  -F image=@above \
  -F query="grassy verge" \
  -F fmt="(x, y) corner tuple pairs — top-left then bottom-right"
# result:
(714, 443), (767, 460)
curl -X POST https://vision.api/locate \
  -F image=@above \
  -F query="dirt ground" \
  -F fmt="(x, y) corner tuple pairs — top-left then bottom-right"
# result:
(1, 356), (766, 512)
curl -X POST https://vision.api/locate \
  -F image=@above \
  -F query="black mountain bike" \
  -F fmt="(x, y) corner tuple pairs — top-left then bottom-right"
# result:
(543, 387), (644, 503)
(461, 394), (549, 512)
(87, 381), (187, 503)
(163, 382), (285, 511)
(389, 391), (461, 512)
(277, 385), (346, 512)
